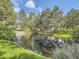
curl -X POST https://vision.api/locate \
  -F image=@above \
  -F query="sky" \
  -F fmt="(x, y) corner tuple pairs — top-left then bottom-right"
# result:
(11, 0), (79, 14)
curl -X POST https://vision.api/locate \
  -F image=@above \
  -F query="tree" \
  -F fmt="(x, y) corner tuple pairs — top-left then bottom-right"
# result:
(0, 0), (16, 41)
(50, 6), (64, 31)
(65, 9), (79, 28)
(34, 6), (63, 33)
(73, 25), (79, 43)
(0, 0), (16, 25)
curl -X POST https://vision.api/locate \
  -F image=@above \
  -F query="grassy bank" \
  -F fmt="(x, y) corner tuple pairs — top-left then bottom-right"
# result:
(0, 40), (47, 59)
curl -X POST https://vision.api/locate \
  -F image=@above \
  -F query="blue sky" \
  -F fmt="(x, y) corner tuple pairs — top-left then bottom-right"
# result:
(11, 0), (79, 14)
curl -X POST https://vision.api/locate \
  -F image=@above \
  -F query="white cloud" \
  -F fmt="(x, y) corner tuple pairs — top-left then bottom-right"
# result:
(25, 0), (35, 8)
(13, 7), (21, 13)
(38, 7), (43, 13)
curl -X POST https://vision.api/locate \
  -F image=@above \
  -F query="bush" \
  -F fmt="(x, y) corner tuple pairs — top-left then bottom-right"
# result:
(53, 44), (79, 59)
(72, 25), (79, 43)
(0, 24), (15, 41)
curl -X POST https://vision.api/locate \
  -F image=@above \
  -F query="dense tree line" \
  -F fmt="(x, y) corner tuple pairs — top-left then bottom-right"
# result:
(23, 6), (79, 42)
(19, 6), (79, 56)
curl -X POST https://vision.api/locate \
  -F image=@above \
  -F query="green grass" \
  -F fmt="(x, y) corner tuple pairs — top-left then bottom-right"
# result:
(53, 34), (72, 39)
(0, 40), (46, 59)
(52, 29), (73, 40)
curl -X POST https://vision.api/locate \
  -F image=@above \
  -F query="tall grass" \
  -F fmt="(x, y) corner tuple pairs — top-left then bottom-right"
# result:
(52, 44), (79, 59)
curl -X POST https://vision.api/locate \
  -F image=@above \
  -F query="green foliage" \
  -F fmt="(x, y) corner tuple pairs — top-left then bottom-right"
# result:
(0, 0), (16, 41)
(73, 25), (79, 43)
(65, 9), (79, 28)
(52, 29), (72, 40)
(0, 23), (15, 41)
(0, 0), (16, 25)
(34, 6), (63, 32)
(0, 0), (79, 58)
(53, 44), (79, 59)
(0, 40), (46, 59)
